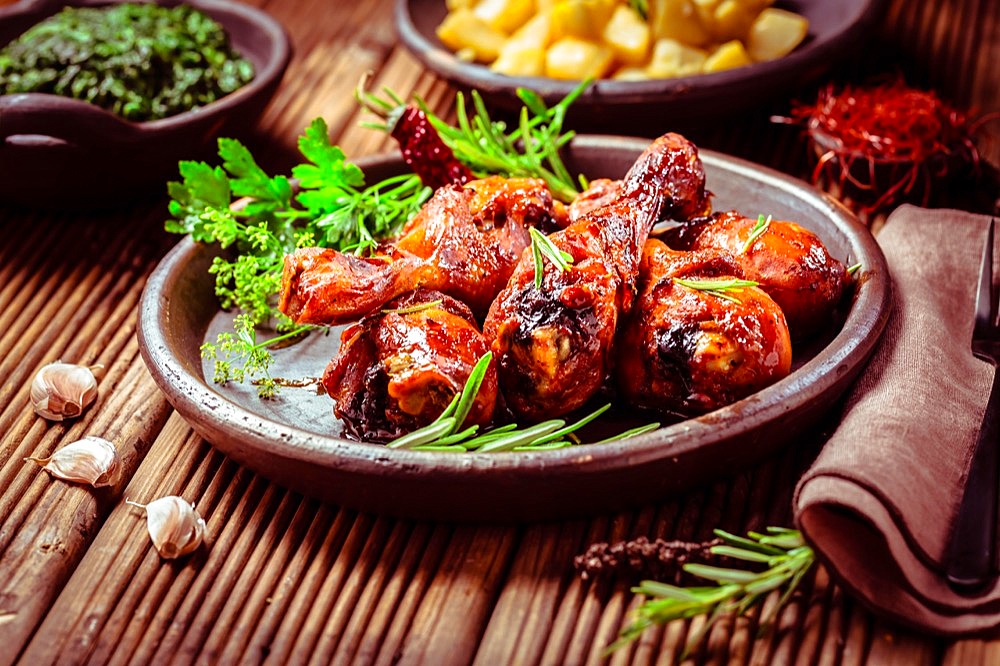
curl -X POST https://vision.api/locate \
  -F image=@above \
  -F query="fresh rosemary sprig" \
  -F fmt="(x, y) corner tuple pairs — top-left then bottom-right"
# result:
(381, 299), (444, 315)
(420, 83), (589, 203)
(673, 277), (760, 303)
(607, 527), (815, 656)
(529, 227), (574, 288)
(387, 353), (659, 452)
(740, 214), (772, 254)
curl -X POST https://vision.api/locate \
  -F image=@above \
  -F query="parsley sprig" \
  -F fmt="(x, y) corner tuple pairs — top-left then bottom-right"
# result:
(166, 117), (432, 326)
(388, 353), (659, 452)
(608, 527), (815, 656)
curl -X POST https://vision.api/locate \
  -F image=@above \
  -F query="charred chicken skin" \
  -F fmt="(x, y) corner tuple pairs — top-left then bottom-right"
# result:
(323, 289), (497, 441)
(665, 211), (848, 338)
(279, 176), (564, 324)
(483, 133), (711, 421)
(617, 239), (792, 416)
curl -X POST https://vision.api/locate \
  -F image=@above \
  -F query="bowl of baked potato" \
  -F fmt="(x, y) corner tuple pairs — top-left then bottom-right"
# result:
(396, 0), (889, 128)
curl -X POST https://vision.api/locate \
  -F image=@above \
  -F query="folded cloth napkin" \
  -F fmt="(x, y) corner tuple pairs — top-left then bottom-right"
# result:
(794, 204), (998, 635)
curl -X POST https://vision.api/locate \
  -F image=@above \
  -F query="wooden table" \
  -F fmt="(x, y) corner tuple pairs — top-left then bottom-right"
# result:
(2, 0), (998, 663)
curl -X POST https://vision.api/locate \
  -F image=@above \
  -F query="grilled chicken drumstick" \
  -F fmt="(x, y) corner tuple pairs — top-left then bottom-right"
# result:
(323, 289), (498, 441)
(665, 211), (849, 338)
(617, 239), (792, 416)
(279, 176), (565, 324)
(483, 133), (711, 421)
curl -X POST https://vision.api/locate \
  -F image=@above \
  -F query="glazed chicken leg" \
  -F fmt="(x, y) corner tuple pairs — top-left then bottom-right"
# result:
(617, 239), (792, 416)
(323, 289), (498, 441)
(279, 176), (565, 324)
(483, 133), (711, 421)
(665, 211), (849, 338)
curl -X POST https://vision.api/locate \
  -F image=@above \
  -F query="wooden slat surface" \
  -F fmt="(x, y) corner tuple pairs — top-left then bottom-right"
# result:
(1, 0), (998, 663)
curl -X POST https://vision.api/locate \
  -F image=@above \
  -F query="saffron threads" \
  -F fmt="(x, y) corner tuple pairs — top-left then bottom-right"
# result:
(777, 79), (982, 215)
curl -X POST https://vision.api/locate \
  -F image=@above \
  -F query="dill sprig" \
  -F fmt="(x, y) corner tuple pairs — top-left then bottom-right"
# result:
(607, 527), (815, 656)
(387, 353), (659, 452)
(673, 277), (760, 303)
(200, 313), (318, 398)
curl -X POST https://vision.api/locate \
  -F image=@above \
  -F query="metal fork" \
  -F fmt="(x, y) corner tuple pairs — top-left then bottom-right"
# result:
(946, 218), (1000, 591)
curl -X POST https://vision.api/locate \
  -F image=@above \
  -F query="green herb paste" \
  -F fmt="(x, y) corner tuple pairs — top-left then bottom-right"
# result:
(0, 3), (255, 121)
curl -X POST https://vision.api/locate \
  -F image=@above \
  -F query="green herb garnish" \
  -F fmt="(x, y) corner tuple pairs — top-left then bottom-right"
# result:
(607, 527), (815, 656)
(418, 82), (589, 203)
(673, 277), (760, 303)
(628, 0), (649, 20)
(388, 353), (659, 452)
(200, 314), (317, 398)
(0, 3), (254, 121)
(529, 227), (574, 288)
(740, 214), (772, 254)
(166, 117), (432, 327)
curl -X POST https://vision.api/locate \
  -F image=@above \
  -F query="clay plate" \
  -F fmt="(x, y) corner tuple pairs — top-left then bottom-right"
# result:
(395, 0), (888, 129)
(138, 136), (891, 522)
(0, 0), (291, 208)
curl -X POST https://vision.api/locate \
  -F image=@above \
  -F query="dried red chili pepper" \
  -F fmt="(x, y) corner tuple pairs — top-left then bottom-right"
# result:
(356, 77), (473, 190)
(386, 104), (474, 189)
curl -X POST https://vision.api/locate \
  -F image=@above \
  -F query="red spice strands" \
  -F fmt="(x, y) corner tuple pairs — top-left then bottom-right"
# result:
(777, 79), (982, 216)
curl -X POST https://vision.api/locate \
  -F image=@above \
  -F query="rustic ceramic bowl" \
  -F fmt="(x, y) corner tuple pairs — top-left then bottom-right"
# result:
(395, 0), (889, 130)
(807, 125), (979, 212)
(138, 136), (891, 523)
(0, 0), (291, 208)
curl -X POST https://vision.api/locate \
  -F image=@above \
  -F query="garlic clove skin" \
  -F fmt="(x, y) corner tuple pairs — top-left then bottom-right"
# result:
(26, 435), (119, 487)
(130, 496), (207, 559)
(31, 361), (103, 421)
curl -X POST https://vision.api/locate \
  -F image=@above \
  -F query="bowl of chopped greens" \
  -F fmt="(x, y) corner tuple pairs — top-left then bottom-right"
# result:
(0, 0), (291, 208)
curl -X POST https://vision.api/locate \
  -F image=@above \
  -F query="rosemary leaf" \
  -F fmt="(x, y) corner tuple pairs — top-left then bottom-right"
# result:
(740, 214), (772, 254)
(386, 417), (456, 449)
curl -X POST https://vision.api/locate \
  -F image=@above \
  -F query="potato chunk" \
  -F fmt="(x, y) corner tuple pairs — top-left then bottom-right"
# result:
(602, 5), (651, 65)
(437, 8), (508, 62)
(550, 0), (618, 41)
(545, 35), (614, 79)
(648, 0), (711, 47)
(746, 8), (809, 61)
(703, 39), (752, 72)
(473, 0), (537, 34)
(491, 12), (552, 75)
(647, 38), (707, 77)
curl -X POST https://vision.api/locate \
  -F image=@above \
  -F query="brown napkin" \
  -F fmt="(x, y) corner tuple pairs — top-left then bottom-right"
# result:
(794, 204), (998, 635)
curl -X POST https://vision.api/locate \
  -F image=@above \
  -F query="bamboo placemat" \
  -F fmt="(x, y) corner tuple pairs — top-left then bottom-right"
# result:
(1, 0), (998, 663)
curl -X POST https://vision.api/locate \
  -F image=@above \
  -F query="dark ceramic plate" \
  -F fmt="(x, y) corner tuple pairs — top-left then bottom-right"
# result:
(395, 0), (888, 128)
(0, 0), (291, 208)
(138, 136), (891, 522)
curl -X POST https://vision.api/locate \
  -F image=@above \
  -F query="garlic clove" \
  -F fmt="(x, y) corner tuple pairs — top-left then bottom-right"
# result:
(31, 361), (104, 421)
(26, 435), (118, 487)
(127, 496), (207, 559)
